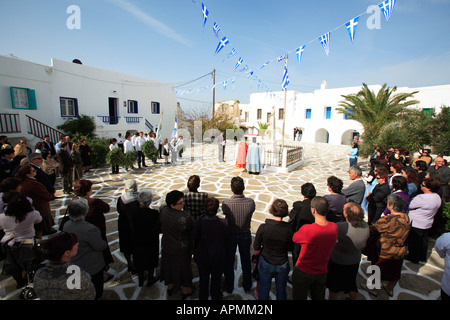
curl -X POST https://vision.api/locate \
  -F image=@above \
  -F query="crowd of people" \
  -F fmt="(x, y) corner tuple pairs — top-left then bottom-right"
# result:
(0, 132), (449, 301)
(109, 130), (185, 173)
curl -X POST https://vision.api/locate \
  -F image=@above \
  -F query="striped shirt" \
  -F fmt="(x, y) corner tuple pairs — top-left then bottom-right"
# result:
(222, 194), (255, 233)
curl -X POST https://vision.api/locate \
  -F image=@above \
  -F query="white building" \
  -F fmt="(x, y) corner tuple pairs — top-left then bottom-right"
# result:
(0, 55), (176, 146)
(240, 81), (450, 145)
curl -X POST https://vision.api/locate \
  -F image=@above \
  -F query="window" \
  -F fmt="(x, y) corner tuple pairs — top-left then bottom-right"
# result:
(344, 108), (353, 120)
(305, 109), (311, 119)
(257, 109), (262, 120)
(60, 97), (78, 117)
(128, 100), (138, 113)
(267, 112), (272, 123)
(423, 108), (433, 114)
(10, 87), (37, 110)
(279, 108), (284, 120)
(325, 106), (331, 119)
(151, 101), (160, 114)
(245, 112), (249, 122)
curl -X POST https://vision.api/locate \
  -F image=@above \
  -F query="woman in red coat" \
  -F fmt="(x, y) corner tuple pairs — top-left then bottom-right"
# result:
(16, 164), (55, 237)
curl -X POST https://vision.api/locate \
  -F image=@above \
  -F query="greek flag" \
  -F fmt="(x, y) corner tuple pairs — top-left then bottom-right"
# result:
(156, 112), (163, 141)
(319, 32), (330, 56)
(201, 3), (209, 28)
(223, 81), (227, 91)
(296, 45), (306, 63)
(277, 55), (286, 62)
(172, 116), (178, 139)
(215, 36), (229, 55)
(281, 63), (289, 91)
(239, 65), (249, 72)
(346, 17), (359, 44)
(226, 48), (237, 59)
(379, 0), (396, 21)
(213, 22), (220, 38)
(234, 57), (243, 70)
(258, 61), (270, 70)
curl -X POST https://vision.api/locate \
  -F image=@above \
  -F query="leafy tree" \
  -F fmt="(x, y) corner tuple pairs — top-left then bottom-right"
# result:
(337, 83), (419, 156)
(430, 106), (450, 156)
(57, 114), (96, 138)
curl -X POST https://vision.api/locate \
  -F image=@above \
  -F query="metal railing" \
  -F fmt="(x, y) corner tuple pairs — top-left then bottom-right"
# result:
(97, 116), (120, 125)
(26, 115), (64, 144)
(0, 113), (21, 134)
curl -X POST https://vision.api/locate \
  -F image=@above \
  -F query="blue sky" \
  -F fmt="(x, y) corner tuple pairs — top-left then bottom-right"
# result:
(1, 0), (450, 113)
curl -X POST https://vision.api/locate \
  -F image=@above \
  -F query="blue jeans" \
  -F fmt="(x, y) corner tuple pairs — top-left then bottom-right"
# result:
(224, 232), (252, 293)
(257, 256), (290, 300)
(349, 157), (357, 168)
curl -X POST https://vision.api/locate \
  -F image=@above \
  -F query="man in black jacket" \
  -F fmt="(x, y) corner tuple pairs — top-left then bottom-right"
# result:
(57, 142), (74, 194)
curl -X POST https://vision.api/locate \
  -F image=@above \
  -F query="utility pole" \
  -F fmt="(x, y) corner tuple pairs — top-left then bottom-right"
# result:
(212, 69), (216, 118)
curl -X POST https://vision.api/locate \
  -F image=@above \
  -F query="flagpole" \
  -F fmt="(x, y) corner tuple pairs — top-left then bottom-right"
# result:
(281, 53), (288, 150)
(212, 69), (216, 118)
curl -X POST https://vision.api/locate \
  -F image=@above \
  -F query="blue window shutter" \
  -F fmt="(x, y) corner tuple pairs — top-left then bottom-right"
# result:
(136, 101), (138, 114)
(28, 89), (37, 109)
(326, 107), (331, 119)
(9, 87), (15, 108)
(74, 99), (79, 116)
(306, 109), (311, 119)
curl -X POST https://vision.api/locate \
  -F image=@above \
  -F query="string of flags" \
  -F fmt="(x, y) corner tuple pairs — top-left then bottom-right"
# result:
(182, 0), (397, 95)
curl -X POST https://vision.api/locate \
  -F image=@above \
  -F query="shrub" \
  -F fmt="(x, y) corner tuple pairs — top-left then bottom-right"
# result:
(142, 141), (158, 162)
(106, 147), (124, 166)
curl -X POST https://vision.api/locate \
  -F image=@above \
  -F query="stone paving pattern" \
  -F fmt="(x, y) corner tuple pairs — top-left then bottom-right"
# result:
(0, 141), (446, 300)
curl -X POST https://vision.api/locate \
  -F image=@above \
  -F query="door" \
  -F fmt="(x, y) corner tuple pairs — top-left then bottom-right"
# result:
(109, 97), (118, 124)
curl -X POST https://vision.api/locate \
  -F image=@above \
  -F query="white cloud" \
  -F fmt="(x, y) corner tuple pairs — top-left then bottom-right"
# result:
(106, 0), (190, 46)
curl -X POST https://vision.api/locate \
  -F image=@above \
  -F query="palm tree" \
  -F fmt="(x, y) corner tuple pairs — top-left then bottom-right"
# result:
(337, 83), (419, 139)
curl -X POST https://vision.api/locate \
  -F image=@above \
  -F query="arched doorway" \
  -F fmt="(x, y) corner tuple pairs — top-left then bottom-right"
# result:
(315, 128), (329, 143)
(341, 129), (359, 145)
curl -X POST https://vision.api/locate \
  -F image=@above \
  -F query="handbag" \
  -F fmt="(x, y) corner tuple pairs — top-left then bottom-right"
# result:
(251, 250), (262, 281)
(362, 230), (381, 263)
(59, 207), (70, 231)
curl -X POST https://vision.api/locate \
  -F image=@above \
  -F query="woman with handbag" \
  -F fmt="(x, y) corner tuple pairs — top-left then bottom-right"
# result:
(253, 199), (293, 300)
(0, 193), (42, 288)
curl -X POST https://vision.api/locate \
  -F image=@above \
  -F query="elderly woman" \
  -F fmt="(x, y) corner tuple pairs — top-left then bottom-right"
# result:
(117, 179), (140, 273)
(326, 202), (369, 300)
(253, 199), (293, 300)
(73, 179), (114, 280)
(159, 190), (195, 299)
(15, 164), (54, 237)
(130, 189), (160, 287)
(193, 197), (229, 300)
(33, 232), (96, 300)
(63, 198), (107, 300)
(370, 194), (411, 297)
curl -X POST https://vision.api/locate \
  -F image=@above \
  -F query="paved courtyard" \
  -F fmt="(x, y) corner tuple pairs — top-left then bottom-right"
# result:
(0, 141), (446, 300)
